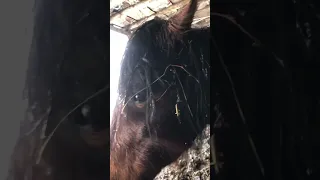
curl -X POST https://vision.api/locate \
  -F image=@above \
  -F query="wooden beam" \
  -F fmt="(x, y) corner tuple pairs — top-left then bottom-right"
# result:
(110, 0), (154, 22)
(110, 24), (130, 36)
(126, 0), (190, 31)
(193, 5), (210, 21)
(193, 17), (210, 28)
(127, 0), (209, 33)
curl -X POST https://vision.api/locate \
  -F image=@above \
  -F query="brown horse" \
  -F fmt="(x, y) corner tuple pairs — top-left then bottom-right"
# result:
(110, 0), (210, 179)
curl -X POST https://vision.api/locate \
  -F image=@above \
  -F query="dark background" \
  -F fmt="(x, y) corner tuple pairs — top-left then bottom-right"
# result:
(212, 0), (320, 179)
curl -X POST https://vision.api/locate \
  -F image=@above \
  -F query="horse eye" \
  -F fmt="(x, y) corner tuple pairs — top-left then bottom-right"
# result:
(133, 94), (147, 108)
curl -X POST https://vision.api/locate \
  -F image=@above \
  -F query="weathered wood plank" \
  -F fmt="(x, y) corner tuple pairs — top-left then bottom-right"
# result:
(110, 0), (154, 22)
(110, 24), (131, 36)
(126, 0), (190, 31)
(126, 0), (209, 32)
(110, 0), (210, 36)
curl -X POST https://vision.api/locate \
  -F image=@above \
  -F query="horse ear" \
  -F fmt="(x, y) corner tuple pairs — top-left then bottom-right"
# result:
(168, 0), (198, 34)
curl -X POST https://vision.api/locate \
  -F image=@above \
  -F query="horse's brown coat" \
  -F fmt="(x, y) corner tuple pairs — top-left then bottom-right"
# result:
(110, 0), (210, 179)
